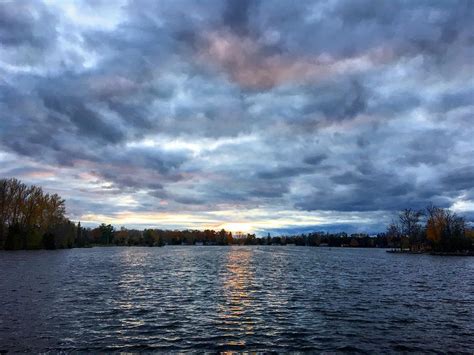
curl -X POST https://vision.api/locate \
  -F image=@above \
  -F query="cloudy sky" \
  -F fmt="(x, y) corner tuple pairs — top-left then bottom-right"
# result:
(1, 0), (473, 234)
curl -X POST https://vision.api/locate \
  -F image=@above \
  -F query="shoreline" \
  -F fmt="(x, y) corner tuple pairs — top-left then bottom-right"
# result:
(2, 245), (473, 256)
(387, 249), (474, 256)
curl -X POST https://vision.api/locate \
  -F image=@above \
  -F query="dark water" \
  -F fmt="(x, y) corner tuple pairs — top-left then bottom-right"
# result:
(0, 246), (473, 353)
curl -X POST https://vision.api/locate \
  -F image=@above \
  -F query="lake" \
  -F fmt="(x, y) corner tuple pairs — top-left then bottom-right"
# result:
(0, 246), (473, 352)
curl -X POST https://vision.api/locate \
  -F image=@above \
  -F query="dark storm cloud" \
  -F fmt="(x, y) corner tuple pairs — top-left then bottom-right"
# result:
(397, 130), (454, 167)
(173, 196), (206, 205)
(433, 88), (474, 114)
(441, 167), (474, 191)
(0, 0), (473, 228)
(0, 1), (57, 48)
(42, 96), (126, 144)
(257, 166), (313, 180)
(249, 184), (289, 199)
(304, 154), (328, 166)
(222, 0), (255, 34)
(296, 175), (450, 213)
(301, 80), (368, 121)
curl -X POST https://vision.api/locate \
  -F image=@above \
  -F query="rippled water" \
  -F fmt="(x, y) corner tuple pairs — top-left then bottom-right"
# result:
(0, 246), (473, 352)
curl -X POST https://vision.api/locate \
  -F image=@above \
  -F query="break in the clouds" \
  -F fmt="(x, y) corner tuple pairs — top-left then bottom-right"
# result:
(1, 0), (473, 234)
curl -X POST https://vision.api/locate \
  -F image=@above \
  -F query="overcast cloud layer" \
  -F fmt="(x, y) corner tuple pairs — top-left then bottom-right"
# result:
(1, 0), (473, 234)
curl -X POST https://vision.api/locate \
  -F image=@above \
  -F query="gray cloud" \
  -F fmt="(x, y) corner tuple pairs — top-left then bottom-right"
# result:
(441, 167), (474, 191)
(257, 166), (313, 180)
(0, 0), (473, 230)
(304, 154), (328, 166)
(222, 0), (255, 35)
(0, 1), (57, 48)
(42, 96), (126, 144)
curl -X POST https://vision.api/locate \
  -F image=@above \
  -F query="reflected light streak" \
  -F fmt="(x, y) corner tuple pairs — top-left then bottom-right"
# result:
(218, 247), (256, 346)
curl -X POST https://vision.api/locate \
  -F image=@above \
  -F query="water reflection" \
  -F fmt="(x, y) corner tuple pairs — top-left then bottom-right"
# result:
(0, 247), (473, 352)
(217, 247), (257, 348)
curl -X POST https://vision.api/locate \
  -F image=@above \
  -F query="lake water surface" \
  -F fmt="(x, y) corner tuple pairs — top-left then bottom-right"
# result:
(0, 246), (473, 352)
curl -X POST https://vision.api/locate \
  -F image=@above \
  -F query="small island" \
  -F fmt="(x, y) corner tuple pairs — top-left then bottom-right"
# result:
(1, 178), (473, 254)
(384, 207), (474, 256)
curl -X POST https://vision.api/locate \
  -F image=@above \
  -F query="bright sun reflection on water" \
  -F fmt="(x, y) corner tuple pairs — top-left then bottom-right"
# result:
(219, 248), (256, 348)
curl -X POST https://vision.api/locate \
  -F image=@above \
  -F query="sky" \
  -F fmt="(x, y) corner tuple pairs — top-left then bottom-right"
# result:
(0, 0), (473, 235)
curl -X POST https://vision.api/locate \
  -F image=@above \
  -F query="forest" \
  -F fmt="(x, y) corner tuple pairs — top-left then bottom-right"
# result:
(1, 178), (473, 252)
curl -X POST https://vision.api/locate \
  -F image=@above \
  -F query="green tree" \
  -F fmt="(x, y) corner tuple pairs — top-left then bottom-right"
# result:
(99, 223), (114, 245)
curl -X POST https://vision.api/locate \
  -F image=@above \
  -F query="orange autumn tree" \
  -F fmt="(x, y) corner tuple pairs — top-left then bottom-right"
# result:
(426, 206), (446, 243)
(0, 178), (73, 249)
(425, 205), (468, 251)
(466, 228), (474, 239)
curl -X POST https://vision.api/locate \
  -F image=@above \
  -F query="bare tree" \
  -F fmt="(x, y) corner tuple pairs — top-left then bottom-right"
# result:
(398, 208), (424, 250)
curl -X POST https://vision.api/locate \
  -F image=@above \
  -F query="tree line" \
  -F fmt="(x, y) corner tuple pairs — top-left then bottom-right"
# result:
(77, 225), (249, 247)
(385, 205), (474, 252)
(1, 178), (473, 251)
(76, 226), (392, 247)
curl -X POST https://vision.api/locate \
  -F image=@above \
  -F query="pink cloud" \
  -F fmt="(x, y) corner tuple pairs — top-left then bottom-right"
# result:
(199, 31), (395, 89)
(25, 170), (55, 179)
